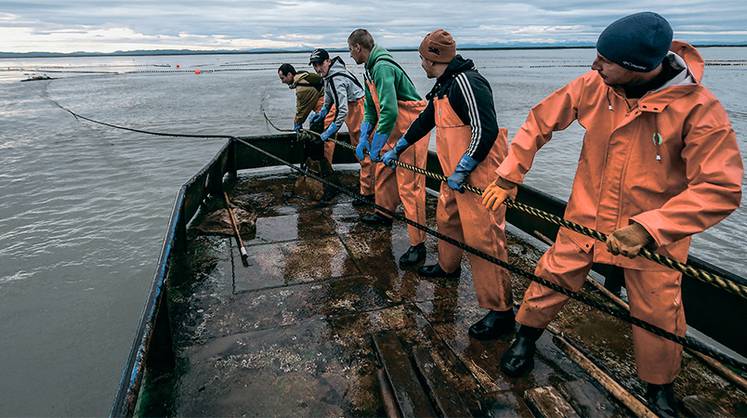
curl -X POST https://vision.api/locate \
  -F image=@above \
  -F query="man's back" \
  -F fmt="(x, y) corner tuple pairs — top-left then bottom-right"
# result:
(363, 45), (421, 135)
(292, 72), (324, 125)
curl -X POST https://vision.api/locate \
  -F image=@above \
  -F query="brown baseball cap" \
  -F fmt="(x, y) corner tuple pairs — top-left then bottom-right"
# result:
(419, 29), (456, 63)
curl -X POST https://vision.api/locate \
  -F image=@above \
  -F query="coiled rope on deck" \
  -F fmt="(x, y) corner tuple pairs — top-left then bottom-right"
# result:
(56, 104), (747, 373)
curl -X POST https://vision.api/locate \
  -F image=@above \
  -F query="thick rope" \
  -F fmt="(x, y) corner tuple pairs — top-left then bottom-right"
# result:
(301, 128), (747, 301)
(51, 98), (235, 140)
(56, 105), (747, 372)
(262, 111), (294, 133)
(233, 135), (747, 374)
(60, 100), (747, 300)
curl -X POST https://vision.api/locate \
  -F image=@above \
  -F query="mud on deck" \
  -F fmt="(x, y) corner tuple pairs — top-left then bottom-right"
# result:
(138, 171), (747, 417)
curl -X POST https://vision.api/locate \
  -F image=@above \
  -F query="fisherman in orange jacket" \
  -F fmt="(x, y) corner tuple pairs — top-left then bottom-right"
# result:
(481, 12), (743, 417)
(382, 29), (514, 339)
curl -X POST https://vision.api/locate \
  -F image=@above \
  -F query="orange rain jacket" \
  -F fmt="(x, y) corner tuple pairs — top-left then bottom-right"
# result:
(496, 41), (743, 270)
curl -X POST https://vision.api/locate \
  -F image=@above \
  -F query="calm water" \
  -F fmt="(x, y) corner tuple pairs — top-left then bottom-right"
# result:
(0, 48), (745, 415)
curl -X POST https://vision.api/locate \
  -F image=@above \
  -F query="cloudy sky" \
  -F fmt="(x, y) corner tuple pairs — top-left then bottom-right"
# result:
(1, 0), (746, 53)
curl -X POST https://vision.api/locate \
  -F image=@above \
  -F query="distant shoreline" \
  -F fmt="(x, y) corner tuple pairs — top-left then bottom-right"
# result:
(2, 43), (745, 59)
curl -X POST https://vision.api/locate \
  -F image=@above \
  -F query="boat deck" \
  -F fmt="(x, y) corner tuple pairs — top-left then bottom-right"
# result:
(140, 170), (747, 417)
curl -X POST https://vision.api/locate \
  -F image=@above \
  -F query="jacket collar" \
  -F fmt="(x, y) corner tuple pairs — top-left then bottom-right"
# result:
(324, 56), (346, 79)
(610, 41), (703, 112)
(427, 55), (475, 98)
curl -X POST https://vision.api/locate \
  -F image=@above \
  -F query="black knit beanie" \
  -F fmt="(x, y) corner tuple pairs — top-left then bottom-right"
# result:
(596, 12), (673, 72)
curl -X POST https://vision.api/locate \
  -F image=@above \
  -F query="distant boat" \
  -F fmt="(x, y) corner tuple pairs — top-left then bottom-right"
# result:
(20, 74), (55, 82)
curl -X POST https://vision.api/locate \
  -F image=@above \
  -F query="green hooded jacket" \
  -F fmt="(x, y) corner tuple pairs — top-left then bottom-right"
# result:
(364, 45), (422, 135)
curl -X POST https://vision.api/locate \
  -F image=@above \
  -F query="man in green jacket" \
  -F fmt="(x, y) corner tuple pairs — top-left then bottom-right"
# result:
(348, 28), (431, 267)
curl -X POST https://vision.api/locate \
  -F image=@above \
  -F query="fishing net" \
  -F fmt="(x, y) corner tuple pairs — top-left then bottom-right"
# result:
(193, 203), (257, 237)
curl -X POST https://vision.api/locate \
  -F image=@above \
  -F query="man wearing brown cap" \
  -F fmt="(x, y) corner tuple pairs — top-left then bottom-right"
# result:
(382, 29), (514, 339)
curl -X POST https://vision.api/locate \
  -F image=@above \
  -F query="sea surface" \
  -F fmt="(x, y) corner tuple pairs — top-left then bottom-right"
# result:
(0, 47), (745, 415)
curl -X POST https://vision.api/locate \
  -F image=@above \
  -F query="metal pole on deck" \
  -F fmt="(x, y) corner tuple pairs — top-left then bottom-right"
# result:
(223, 191), (249, 266)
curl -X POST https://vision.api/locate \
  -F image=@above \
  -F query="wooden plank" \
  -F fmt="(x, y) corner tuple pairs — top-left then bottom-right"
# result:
(412, 347), (472, 418)
(557, 380), (622, 418)
(587, 277), (747, 395)
(524, 386), (580, 418)
(681, 395), (731, 417)
(372, 332), (437, 418)
(550, 332), (657, 418)
(377, 368), (403, 418)
(481, 391), (534, 418)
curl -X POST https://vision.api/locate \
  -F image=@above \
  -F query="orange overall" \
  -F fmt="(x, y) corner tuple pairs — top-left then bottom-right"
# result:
(496, 41), (743, 384)
(435, 96), (513, 311)
(314, 96), (337, 164)
(345, 98), (375, 195)
(367, 79), (430, 246)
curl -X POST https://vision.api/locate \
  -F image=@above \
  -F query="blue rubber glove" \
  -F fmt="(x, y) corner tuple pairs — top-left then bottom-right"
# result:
(382, 137), (410, 169)
(356, 121), (373, 160)
(309, 106), (329, 124)
(293, 122), (303, 132)
(320, 122), (338, 141)
(447, 154), (479, 192)
(369, 131), (390, 162)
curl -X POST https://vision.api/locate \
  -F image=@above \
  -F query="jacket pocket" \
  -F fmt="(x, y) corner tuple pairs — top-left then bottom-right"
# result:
(557, 227), (594, 254)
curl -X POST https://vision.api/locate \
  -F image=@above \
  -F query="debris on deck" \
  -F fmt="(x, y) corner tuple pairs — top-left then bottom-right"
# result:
(136, 170), (747, 417)
(192, 202), (257, 237)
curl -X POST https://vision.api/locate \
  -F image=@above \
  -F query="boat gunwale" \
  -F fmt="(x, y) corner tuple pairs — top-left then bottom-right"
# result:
(110, 133), (747, 417)
(110, 138), (237, 417)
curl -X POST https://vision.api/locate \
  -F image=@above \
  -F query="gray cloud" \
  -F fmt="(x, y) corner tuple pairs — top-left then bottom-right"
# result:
(1, 0), (745, 52)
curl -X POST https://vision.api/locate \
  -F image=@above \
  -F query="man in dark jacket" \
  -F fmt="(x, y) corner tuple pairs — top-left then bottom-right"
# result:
(382, 29), (514, 338)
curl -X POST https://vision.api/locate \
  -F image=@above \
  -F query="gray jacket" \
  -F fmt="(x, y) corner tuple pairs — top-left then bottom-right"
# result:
(323, 57), (365, 127)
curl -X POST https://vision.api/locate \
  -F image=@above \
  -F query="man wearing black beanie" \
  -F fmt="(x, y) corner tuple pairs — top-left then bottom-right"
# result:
(482, 12), (743, 418)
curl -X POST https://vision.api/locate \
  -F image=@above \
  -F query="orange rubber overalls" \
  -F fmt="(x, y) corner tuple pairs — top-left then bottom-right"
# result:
(367, 80), (430, 246)
(496, 41), (743, 384)
(313, 96), (337, 164)
(434, 95), (513, 311)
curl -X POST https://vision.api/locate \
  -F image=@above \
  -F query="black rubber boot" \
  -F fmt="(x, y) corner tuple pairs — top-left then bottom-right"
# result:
(319, 157), (334, 176)
(319, 185), (339, 204)
(399, 243), (426, 267)
(646, 383), (678, 418)
(500, 325), (544, 376)
(360, 212), (393, 227)
(352, 193), (374, 207)
(468, 309), (516, 340)
(418, 263), (461, 279)
(317, 159), (339, 204)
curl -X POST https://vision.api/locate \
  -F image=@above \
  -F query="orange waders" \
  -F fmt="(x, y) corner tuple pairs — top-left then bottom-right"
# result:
(434, 96), (513, 311)
(367, 80), (430, 246)
(314, 96), (337, 164)
(345, 98), (374, 195)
